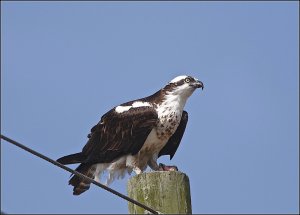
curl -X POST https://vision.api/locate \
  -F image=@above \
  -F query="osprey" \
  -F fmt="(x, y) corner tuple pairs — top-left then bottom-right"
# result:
(57, 75), (204, 195)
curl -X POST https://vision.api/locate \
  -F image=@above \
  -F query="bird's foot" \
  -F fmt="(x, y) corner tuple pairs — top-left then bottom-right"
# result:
(158, 163), (178, 171)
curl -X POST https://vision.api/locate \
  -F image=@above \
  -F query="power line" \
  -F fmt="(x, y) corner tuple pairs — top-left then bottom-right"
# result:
(1, 134), (158, 214)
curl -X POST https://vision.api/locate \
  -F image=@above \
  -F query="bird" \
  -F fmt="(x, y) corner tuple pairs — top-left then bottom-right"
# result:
(57, 75), (204, 195)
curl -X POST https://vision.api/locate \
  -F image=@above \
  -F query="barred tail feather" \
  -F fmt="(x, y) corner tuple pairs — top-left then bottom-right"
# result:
(69, 164), (97, 195)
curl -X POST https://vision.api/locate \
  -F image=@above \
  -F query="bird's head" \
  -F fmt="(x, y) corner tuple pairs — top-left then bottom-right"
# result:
(163, 75), (204, 99)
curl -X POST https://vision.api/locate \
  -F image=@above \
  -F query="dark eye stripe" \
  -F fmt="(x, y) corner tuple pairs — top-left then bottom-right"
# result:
(176, 79), (186, 86)
(178, 76), (194, 85)
(165, 76), (195, 90)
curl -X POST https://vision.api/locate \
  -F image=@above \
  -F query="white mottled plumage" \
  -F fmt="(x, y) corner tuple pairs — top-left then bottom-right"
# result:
(94, 75), (198, 185)
(57, 75), (203, 195)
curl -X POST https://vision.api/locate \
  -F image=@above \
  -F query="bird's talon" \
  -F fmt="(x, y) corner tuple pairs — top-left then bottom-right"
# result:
(158, 163), (178, 171)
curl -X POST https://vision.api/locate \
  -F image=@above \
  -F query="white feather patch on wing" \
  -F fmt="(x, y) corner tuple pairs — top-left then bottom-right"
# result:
(132, 101), (152, 108)
(115, 101), (152, 113)
(115, 105), (131, 113)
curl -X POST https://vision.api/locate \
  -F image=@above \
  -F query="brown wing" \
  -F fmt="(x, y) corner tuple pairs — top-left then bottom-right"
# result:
(82, 106), (158, 164)
(158, 110), (188, 160)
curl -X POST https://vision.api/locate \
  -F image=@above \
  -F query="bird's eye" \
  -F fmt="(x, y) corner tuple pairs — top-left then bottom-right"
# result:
(185, 78), (191, 83)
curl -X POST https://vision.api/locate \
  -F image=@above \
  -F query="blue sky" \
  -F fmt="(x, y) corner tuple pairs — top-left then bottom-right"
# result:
(1, 1), (299, 214)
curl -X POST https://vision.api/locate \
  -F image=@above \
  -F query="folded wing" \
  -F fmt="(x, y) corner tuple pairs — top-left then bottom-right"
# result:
(82, 106), (158, 164)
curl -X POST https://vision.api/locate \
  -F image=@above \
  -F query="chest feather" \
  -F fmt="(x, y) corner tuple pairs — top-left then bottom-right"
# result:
(155, 101), (183, 140)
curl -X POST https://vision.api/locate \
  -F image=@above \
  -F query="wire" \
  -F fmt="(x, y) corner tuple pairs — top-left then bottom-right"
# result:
(1, 134), (158, 214)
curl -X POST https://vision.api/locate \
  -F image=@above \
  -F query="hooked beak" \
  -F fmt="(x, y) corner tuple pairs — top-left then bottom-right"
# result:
(193, 80), (204, 90)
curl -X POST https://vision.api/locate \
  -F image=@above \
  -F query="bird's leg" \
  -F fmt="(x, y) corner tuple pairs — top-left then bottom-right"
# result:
(159, 163), (178, 171)
(148, 159), (160, 171)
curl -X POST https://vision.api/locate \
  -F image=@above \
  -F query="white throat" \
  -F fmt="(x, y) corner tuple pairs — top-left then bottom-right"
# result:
(164, 93), (188, 111)
(156, 93), (189, 120)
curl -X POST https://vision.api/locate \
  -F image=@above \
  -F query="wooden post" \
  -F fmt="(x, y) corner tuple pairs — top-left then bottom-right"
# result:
(127, 171), (192, 214)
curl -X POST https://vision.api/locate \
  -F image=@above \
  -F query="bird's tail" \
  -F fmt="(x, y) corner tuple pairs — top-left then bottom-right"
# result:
(69, 163), (97, 195)
(57, 152), (86, 165)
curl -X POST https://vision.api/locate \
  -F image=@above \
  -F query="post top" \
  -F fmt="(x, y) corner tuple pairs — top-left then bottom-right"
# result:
(127, 170), (192, 214)
(130, 170), (189, 178)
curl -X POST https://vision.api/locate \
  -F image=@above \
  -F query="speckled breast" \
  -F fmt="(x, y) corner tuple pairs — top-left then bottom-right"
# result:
(156, 111), (182, 140)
